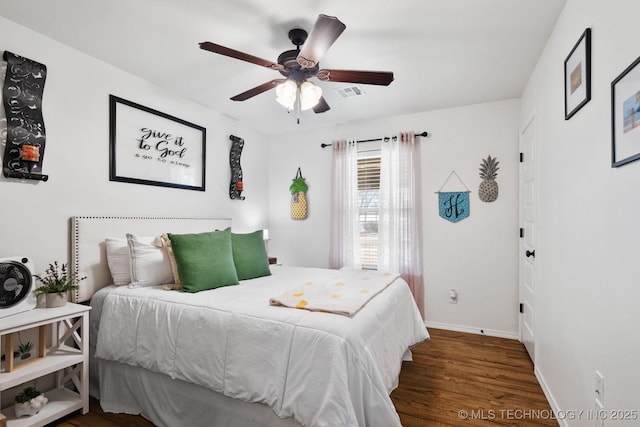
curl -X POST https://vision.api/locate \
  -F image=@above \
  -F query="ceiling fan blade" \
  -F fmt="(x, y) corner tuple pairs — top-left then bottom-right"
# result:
(316, 69), (394, 86)
(313, 97), (330, 114)
(200, 41), (283, 71)
(297, 14), (346, 69)
(230, 79), (285, 101)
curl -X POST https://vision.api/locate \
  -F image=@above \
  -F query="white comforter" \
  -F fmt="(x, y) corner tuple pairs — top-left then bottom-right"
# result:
(95, 266), (428, 427)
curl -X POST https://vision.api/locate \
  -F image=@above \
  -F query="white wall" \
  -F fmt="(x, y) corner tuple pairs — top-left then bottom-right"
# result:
(0, 17), (270, 279)
(268, 99), (521, 337)
(520, 0), (640, 425)
(13, 5), (638, 420)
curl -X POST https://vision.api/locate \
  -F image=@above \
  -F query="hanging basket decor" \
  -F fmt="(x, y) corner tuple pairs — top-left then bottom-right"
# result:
(290, 167), (308, 220)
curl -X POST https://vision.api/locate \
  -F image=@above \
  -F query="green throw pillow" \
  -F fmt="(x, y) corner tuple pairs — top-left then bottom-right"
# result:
(231, 230), (271, 280)
(168, 228), (238, 292)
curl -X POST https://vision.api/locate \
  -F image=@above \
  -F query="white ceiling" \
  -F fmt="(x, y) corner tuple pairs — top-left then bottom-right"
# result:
(0, 0), (565, 135)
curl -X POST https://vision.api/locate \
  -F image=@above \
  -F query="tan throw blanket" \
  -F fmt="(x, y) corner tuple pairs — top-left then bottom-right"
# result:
(269, 268), (400, 316)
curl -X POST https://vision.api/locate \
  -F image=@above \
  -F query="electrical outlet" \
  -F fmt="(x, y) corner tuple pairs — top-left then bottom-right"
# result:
(595, 370), (604, 405)
(448, 289), (458, 304)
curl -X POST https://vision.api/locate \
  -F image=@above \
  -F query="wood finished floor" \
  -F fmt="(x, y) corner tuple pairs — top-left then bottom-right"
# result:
(391, 329), (557, 426)
(49, 328), (556, 426)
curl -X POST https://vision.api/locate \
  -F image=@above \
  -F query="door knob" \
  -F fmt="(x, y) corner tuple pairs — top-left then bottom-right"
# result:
(526, 250), (535, 258)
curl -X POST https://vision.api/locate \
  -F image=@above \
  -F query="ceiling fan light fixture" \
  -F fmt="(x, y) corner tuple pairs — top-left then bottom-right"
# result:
(275, 79), (297, 111)
(275, 80), (322, 112)
(299, 81), (323, 111)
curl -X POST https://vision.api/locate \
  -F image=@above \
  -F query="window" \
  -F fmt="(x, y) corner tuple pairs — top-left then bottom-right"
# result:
(357, 155), (380, 269)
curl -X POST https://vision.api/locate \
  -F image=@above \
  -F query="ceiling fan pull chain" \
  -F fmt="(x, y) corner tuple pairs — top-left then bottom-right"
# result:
(296, 85), (301, 124)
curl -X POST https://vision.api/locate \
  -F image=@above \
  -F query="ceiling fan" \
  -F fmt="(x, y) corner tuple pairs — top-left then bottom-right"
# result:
(199, 14), (394, 116)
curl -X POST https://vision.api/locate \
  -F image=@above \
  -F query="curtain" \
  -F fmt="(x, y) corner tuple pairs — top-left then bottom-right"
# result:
(379, 132), (424, 317)
(329, 140), (361, 269)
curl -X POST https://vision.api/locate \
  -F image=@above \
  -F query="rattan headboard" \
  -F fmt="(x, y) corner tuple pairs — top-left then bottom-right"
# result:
(70, 216), (232, 302)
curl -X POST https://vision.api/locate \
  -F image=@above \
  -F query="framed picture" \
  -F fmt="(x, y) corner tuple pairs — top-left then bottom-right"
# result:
(564, 28), (591, 120)
(109, 95), (206, 190)
(611, 56), (640, 167)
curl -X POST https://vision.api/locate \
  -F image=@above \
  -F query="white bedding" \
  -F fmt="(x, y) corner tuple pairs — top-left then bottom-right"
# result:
(95, 266), (428, 427)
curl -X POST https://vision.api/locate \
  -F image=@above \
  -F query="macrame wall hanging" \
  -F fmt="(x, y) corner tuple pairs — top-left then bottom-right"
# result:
(2, 51), (49, 181)
(436, 171), (470, 223)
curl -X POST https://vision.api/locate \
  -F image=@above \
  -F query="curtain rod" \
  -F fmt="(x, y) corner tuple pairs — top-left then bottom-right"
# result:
(320, 131), (429, 148)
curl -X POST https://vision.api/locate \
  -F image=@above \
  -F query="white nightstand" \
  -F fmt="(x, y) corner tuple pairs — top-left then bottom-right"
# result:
(0, 303), (91, 426)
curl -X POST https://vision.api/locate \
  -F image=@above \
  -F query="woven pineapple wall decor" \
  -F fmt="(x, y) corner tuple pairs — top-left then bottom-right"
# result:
(478, 155), (499, 202)
(436, 171), (470, 223)
(290, 167), (308, 220)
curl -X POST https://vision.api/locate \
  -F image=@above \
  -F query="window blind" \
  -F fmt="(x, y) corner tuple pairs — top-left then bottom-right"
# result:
(357, 156), (380, 268)
(357, 157), (380, 190)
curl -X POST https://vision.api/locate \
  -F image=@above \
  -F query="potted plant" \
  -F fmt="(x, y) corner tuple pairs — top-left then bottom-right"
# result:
(18, 341), (32, 360)
(14, 386), (48, 418)
(34, 261), (85, 308)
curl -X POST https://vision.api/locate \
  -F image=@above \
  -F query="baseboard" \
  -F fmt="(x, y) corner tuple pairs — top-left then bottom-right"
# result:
(535, 365), (567, 427)
(425, 320), (520, 340)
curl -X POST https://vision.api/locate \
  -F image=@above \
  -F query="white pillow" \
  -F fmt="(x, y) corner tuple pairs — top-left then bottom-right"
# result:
(126, 233), (174, 287)
(105, 238), (131, 286)
(160, 233), (182, 291)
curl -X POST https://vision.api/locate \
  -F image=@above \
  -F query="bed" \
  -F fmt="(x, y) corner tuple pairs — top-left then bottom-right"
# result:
(71, 216), (429, 427)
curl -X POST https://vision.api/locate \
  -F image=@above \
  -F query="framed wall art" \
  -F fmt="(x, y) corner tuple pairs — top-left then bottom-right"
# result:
(109, 95), (206, 190)
(564, 28), (591, 120)
(611, 55), (640, 167)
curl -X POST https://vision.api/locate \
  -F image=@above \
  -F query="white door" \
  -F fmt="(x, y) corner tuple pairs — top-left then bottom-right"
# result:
(519, 115), (537, 363)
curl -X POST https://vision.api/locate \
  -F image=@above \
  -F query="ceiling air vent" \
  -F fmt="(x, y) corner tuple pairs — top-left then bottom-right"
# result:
(336, 85), (366, 98)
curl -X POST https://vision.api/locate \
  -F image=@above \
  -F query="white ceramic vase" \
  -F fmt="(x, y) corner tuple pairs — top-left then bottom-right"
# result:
(14, 394), (48, 417)
(45, 292), (67, 308)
